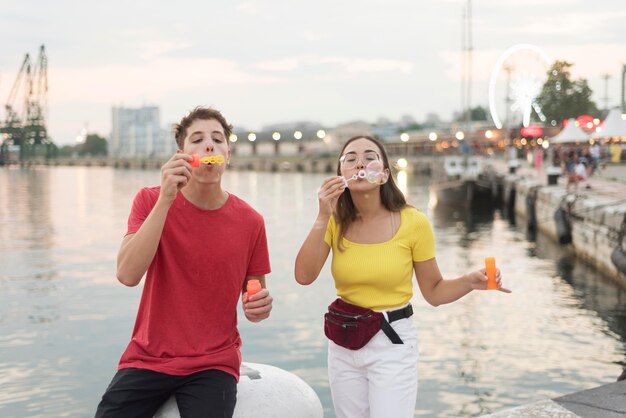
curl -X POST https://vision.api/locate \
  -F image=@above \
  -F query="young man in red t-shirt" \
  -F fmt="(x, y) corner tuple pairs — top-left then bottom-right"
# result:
(96, 107), (273, 418)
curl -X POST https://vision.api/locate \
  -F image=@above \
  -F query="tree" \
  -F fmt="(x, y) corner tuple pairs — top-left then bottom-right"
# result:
(456, 106), (489, 122)
(78, 134), (108, 156)
(536, 61), (599, 126)
(397, 123), (423, 132)
(58, 145), (75, 157)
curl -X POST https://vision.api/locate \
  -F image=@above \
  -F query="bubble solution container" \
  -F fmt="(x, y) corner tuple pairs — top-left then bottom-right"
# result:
(247, 279), (262, 297)
(484, 257), (498, 290)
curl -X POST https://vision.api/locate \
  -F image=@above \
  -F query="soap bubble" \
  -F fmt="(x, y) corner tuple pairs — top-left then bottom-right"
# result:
(340, 160), (388, 188)
(365, 161), (388, 185)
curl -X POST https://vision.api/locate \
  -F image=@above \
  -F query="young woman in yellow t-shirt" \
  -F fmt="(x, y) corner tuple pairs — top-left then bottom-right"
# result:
(295, 135), (510, 418)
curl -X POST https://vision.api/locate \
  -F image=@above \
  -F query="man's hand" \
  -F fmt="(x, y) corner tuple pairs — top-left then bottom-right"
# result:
(242, 288), (273, 322)
(159, 153), (192, 205)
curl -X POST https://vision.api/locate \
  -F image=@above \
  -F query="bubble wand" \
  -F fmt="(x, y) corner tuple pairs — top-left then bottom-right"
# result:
(189, 154), (225, 167)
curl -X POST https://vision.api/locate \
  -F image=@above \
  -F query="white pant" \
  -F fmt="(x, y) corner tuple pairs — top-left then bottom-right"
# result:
(328, 315), (419, 418)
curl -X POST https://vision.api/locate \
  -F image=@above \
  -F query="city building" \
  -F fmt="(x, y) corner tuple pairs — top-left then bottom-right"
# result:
(110, 106), (174, 157)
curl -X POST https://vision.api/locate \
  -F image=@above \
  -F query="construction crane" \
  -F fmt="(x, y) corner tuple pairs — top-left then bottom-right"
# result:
(0, 45), (50, 162)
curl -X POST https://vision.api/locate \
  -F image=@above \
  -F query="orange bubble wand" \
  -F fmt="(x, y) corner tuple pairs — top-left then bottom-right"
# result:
(484, 257), (498, 290)
(189, 154), (225, 167)
(189, 154), (201, 167)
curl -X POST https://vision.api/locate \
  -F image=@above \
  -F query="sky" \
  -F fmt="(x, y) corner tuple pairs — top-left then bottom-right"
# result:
(1, 0), (625, 145)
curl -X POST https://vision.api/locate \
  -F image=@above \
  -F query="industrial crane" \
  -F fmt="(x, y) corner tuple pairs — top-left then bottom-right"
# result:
(0, 45), (50, 162)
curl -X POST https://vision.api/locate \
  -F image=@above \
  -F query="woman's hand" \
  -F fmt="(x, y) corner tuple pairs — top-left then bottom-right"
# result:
(159, 153), (192, 205)
(468, 268), (511, 293)
(317, 176), (346, 217)
(243, 288), (273, 322)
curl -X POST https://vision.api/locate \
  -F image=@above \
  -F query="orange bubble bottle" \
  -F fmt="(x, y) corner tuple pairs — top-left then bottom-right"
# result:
(485, 257), (498, 290)
(247, 279), (262, 297)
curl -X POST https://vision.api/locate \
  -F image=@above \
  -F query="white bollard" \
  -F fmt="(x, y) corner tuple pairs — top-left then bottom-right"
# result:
(154, 363), (323, 418)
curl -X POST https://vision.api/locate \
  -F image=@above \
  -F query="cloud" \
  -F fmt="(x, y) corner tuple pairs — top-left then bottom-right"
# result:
(254, 55), (414, 74)
(254, 57), (302, 72)
(542, 44), (626, 77)
(236, 1), (263, 15)
(47, 58), (284, 105)
(479, 10), (626, 39)
(134, 41), (194, 61)
(439, 50), (502, 83)
(439, 42), (626, 83)
(322, 57), (414, 74)
(302, 31), (330, 42)
(480, 0), (587, 5)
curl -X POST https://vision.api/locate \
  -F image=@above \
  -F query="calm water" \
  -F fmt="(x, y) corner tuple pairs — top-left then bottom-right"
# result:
(1, 166), (625, 418)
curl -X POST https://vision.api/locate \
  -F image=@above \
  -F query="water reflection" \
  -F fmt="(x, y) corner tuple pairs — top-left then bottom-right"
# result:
(0, 168), (58, 333)
(533, 232), (626, 371)
(0, 168), (55, 278)
(0, 168), (625, 418)
(431, 204), (496, 234)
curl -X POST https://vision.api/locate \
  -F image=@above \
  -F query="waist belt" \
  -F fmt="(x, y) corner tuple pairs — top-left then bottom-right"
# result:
(387, 304), (414, 323)
(381, 304), (414, 344)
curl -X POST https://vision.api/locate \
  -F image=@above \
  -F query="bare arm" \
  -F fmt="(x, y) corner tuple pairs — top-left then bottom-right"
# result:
(414, 258), (509, 306)
(116, 199), (171, 286)
(242, 275), (273, 322)
(294, 176), (345, 285)
(116, 153), (192, 286)
(294, 214), (332, 285)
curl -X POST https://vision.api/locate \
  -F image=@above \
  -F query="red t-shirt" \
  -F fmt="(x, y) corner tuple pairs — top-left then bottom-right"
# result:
(118, 187), (271, 380)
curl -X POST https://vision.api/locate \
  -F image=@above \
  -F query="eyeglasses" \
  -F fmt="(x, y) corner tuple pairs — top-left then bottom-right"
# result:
(339, 151), (380, 169)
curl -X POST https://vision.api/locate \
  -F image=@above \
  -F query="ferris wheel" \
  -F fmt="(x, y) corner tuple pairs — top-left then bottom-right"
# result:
(488, 44), (552, 129)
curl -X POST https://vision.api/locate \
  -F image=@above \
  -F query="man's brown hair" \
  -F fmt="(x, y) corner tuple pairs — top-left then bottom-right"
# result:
(173, 106), (233, 149)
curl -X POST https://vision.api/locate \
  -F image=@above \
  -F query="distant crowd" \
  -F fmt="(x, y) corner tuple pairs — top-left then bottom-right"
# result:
(550, 142), (624, 191)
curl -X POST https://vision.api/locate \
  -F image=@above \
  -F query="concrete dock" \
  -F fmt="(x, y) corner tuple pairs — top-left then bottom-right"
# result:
(480, 160), (626, 417)
(492, 159), (626, 287)
(482, 379), (626, 417)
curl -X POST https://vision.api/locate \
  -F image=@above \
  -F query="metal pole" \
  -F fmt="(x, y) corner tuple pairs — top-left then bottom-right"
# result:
(622, 64), (626, 112)
(466, 0), (472, 134)
(460, 6), (466, 126)
(602, 73), (610, 111)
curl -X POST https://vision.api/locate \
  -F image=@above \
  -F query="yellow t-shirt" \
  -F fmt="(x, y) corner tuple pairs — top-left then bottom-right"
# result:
(324, 207), (435, 311)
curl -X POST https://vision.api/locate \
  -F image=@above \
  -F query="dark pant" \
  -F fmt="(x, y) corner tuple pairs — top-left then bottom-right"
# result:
(95, 368), (237, 418)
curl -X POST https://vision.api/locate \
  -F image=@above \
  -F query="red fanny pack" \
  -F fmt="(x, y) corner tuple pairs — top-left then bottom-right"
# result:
(324, 298), (383, 350)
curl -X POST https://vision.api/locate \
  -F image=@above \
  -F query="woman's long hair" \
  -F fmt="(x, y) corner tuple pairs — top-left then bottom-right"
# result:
(334, 136), (408, 250)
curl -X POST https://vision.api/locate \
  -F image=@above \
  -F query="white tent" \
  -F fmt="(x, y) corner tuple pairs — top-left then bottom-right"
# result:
(592, 108), (626, 138)
(550, 118), (590, 144)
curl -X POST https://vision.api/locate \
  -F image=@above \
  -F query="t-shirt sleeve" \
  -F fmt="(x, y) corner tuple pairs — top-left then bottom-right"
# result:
(126, 188), (153, 236)
(412, 211), (436, 262)
(246, 219), (271, 276)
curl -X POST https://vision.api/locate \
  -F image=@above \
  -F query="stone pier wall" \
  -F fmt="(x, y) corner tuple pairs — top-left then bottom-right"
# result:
(508, 177), (626, 286)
